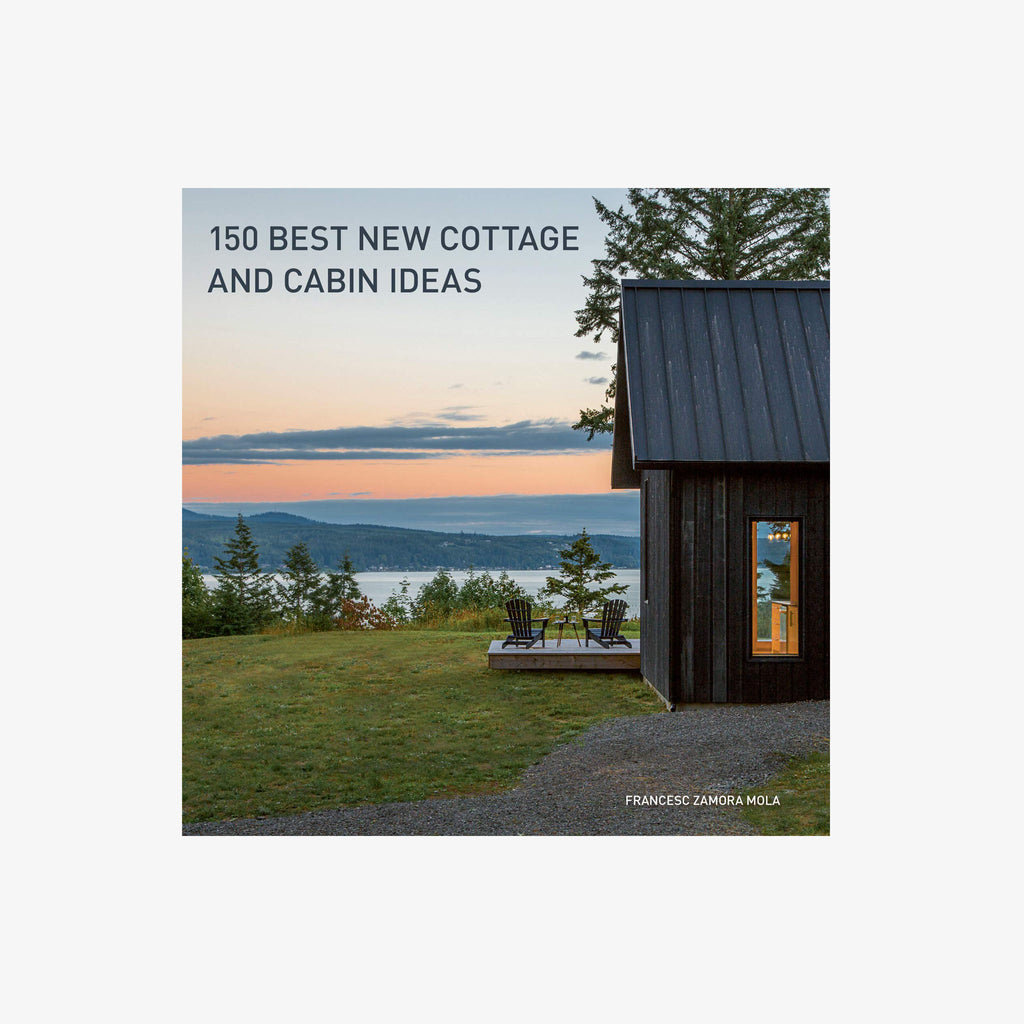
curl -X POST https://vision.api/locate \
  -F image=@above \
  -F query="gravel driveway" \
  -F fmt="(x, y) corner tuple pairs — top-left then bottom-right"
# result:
(183, 700), (829, 836)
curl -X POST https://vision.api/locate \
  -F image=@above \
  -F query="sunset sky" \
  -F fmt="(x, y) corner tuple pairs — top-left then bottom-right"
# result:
(183, 188), (630, 504)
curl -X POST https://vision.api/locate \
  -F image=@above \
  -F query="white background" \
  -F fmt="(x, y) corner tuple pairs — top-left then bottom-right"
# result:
(5, 1), (1019, 1021)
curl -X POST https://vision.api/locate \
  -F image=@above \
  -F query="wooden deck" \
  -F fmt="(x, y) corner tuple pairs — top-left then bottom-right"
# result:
(487, 639), (640, 671)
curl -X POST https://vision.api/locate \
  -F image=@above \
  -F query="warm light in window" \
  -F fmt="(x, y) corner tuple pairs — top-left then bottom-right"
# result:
(751, 520), (800, 657)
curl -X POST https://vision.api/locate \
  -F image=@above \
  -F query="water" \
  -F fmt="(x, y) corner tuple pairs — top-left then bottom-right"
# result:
(202, 568), (642, 617)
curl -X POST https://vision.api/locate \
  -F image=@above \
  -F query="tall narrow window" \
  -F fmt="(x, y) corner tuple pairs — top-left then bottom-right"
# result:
(751, 520), (800, 657)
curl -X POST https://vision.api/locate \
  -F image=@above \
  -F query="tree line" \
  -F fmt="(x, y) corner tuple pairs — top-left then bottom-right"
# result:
(183, 514), (370, 638)
(182, 513), (640, 571)
(183, 515), (631, 639)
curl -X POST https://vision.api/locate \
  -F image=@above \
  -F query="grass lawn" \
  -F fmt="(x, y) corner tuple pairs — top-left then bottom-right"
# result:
(183, 629), (662, 823)
(740, 747), (830, 835)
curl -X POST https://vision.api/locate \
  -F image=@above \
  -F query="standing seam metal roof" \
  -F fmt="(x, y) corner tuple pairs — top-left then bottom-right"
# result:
(616, 280), (829, 468)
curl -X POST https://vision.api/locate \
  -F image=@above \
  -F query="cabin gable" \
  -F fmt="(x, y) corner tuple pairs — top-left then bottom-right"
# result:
(614, 281), (830, 706)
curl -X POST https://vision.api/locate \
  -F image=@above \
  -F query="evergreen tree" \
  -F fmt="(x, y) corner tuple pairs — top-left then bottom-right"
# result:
(541, 528), (627, 621)
(314, 551), (363, 622)
(574, 187), (830, 438)
(182, 549), (208, 605)
(212, 514), (276, 634)
(182, 549), (216, 639)
(276, 541), (322, 625)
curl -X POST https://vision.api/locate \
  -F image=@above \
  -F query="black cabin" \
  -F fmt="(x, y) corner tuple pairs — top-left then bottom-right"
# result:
(611, 280), (829, 707)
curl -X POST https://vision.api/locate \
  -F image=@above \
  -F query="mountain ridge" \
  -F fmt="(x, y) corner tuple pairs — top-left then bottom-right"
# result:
(182, 492), (640, 536)
(182, 509), (640, 572)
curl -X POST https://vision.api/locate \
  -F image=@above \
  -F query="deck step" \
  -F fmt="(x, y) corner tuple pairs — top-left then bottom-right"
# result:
(487, 639), (640, 671)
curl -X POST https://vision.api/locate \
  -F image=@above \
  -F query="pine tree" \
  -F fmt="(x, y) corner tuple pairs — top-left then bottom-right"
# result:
(276, 541), (322, 625)
(212, 513), (276, 634)
(541, 528), (627, 621)
(574, 187), (830, 438)
(182, 549), (215, 638)
(315, 551), (362, 622)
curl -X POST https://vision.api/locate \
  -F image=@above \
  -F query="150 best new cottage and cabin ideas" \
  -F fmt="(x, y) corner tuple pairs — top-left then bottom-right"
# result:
(612, 280), (829, 708)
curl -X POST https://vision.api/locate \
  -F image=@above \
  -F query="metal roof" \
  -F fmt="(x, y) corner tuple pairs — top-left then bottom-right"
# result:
(612, 280), (829, 484)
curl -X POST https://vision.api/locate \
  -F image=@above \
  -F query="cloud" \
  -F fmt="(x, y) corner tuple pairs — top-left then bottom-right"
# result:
(183, 450), (441, 465)
(449, 383), (464, 389)
(438, 406), (485, 422)
(182, 419), (591, 465)
(386, 407), (485, 426)
(575, 350), (605, 360)
(585, 376), (609, 385)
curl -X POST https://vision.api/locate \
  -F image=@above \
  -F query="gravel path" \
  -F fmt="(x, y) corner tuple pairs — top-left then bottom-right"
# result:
(183, 700), (829, 836)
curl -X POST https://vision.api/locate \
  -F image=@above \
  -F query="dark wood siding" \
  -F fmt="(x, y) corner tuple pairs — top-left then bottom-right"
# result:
(639, 471), (676, 704)
(642, 464), (828, 704)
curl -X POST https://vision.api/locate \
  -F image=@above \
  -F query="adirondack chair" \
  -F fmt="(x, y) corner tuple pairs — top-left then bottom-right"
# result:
(582, 599), (630, 648)
(502, 599), (549, 648)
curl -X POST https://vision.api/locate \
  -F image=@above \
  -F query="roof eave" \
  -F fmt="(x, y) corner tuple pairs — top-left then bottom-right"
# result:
(633, 459), (830, 470)
(621, 279), (829, 290)
(610, 318), (641, 489)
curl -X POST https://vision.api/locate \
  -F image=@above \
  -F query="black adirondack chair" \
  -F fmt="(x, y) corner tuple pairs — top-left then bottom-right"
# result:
(582, 599), (630, 648)
(502, 599), (550, 648)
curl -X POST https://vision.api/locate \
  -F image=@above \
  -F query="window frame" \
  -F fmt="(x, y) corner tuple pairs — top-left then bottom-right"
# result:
(747, 515), (804, 662)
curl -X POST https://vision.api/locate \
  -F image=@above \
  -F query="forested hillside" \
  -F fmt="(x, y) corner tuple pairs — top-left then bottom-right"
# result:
(183, 510), (640, 571)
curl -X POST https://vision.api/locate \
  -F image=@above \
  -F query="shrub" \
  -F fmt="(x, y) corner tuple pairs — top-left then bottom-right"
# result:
(456, 568), (530, 612)
(405, 567), (535, 628)
(335, 596), (398, 631)
(380, 577), (414, 624)
(411, 569), (459, 620)
(402, 605), (511, 632)
(183, 597), (218, 639)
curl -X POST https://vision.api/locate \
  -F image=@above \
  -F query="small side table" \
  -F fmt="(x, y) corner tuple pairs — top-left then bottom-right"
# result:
(554, 620), (581, 646)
